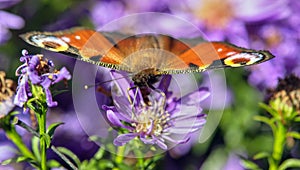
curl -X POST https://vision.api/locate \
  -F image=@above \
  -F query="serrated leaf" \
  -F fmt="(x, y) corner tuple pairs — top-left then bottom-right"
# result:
(240, 159), (262, 170)
(46, 122), (64, 139)
(56, 147), (81, 167)
(253, 152), (270, 160)
(278, 158), (300, 170)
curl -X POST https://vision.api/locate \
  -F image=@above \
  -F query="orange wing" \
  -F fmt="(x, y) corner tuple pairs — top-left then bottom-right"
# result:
(20, 28), (275, 73)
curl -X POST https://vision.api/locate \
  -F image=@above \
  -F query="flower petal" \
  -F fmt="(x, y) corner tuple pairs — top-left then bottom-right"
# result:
(113, 133), (137, 146)
(155, 138), (168, 150)
(106, 110), (127, 128)
(53, 67), (71, 83)
(45, 88), (57, 107)
(178, 87), (210, 105)
(0, 11), (24, 29)
(102, 105), (131, 122)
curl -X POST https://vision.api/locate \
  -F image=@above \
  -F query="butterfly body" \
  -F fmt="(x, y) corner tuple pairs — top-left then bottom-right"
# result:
(20, 27), (275, 87)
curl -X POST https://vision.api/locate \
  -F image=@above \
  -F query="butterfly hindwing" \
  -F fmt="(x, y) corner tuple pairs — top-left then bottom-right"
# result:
(20, 27), (275, 74)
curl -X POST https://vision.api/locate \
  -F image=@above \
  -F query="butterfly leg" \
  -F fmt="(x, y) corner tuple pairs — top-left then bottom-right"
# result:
(126, 86), (139, 119)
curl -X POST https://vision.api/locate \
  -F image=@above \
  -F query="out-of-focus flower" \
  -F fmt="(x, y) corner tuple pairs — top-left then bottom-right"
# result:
(0, 141), (16, 169)
(14, 50), (71, 108)
(90, 0), (169, 30)
(0, 0), (24, 44)
(168, 0), (290, 45)
(223, 154), (244, 170)
(0, 71), (15, 116)
(103, 71), (209, 150)
(248, 23), (300, 90)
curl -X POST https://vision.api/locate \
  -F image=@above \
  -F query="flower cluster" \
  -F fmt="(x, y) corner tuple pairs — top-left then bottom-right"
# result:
(14, 50), (71, 108)
(0, 0), (24, 44)
(103, 71), (209, 150)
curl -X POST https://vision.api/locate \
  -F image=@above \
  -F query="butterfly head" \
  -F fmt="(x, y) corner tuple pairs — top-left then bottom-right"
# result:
(132, 68), (161, 87)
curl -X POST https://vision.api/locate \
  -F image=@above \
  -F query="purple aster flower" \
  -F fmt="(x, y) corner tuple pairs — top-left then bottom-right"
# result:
(14, 50), (71, 108)
(0, 0), (24, 44)
(168, 0), (290, 45)
(248, 2), (300, 90)
(103, 71), (209, 150)
(169, 71), (232, 157)
(0, 71), (15, 116)
(90, 0), (169, 30)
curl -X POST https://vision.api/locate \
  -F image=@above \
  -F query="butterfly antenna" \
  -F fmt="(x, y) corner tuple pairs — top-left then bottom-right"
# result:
(84, 75), (131, 90)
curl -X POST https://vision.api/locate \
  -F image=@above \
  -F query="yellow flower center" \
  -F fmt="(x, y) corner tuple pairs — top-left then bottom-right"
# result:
(132, 102), (170, 136)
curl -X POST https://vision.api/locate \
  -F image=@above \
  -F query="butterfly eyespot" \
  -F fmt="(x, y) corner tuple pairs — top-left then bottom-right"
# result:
(30, 35), (69, 52)
(224, 52), (265, 67)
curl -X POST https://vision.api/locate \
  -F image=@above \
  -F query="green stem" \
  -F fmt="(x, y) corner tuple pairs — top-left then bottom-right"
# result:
(6, 127), (35, 161)
(16, 119), (78, 170)
(37, 110), (47, 170)
(132, 140), (145, 170)
(269, 122), (286, 170)
(115, 145), (125, 164)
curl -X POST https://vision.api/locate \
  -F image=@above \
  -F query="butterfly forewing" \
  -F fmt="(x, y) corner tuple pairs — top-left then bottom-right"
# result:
(20, 27), (275, 74)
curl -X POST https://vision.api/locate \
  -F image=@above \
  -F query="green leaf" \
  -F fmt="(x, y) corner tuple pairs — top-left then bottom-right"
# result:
(1, 156), (28, 165)
(278, 158), (300, 170)
(294, 116), (300, 122)
(240, 159), (262, 170)
(56, 147), (81, 167)
(118, 162), (132, 170)
(94, 147), (106, 160)
(98, 159), (114, 169)
(32, 136), (41, 160)
(80, 160), (88, 169)
(16, 156), (28, 162)
(253, 152), (270, 160)
(41, 133), (51, 148)
(46, 122), (64, 139)
(1, 158), (17, 165)
(287, 131), (300, 139)
(259, 102), (278, 118)
(89, 135), (100, 142)
(10, 111), (20, 116)
(48, 159), (61, 168)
